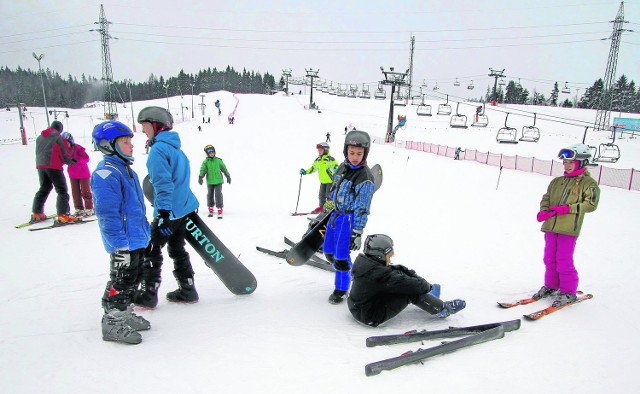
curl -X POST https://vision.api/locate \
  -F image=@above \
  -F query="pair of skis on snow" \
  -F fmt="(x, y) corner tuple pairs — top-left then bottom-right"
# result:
(497, 291), (593, 321)
(364, 319), (521, 376)
(15, 215), (98, 231)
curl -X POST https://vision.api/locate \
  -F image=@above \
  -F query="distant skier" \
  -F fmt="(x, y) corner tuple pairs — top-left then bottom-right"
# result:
(299, 142), (338, 214)
(198, 144), (231, 218)
(61, 131), (94, 216)
(135, 106), (200, 308)
(454, 147), (464, 160)
(30, 120), (77, 224)
(91, 120), (151, 344)
(325, 132), (331, 142)
(533, 143), (599, 307)
(215, 99), (221, 115)
(322, 130), (375, 304)
(348, 234), (466, 327)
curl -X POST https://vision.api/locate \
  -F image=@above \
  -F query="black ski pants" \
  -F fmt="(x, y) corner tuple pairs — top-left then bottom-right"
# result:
(348, 293), (444, 327)
(102, 248), (145, 311)
(141, 215), (195, 286)
(32, 168), (70, 215)
(206, 184), (224, 209)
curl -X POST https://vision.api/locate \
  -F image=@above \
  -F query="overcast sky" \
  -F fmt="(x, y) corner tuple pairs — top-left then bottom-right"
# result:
(1, 0), (639, 100)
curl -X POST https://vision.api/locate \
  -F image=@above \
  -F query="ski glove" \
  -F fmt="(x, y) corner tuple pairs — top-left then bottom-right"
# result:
(536, 210), (557, 222)
(350, 229), (363, 251)
(299, 169), (307, 175)
(157, 209), (173, 237)
(226, 177), (231, 184)
(323, 200), (335, 212)
(113, 249), (131, 268)
(550, 205), (570, 216)
(198, 176), (203, 185)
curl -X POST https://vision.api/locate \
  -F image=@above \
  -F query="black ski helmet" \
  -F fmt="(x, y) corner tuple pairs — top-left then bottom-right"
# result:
(343, 129), (371, 160)
(137, 106), (174, 134)
(51, 120), (64, 133)
(363, 234), (394, 263)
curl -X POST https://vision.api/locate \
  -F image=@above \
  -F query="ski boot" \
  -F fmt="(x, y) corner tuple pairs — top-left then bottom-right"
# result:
(532, 285), (558, 300)
(166, 277), (199, 303)
(30, 212), (47, 223)
(328, 289), (347, 304)
(134, 280), (160, 309)
(217, 208), (223, 218)
(208, 207), (214, 217)
(551, 292), (578, 308)
(428, 283), (441, 298)
(57, 214), (78, 223)
(102, 308), (142, 345)
(123, 305), (151, 331)
(436, 299), (466, 318)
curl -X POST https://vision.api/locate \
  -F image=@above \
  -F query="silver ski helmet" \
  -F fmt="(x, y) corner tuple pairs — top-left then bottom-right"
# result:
(317, 142), (330, 154)
(93, 120), (135, 162)
(137, 106), (173, 135)
(558, 143), (592, 168)
(363, 234), (394, 263)
(344, 129), (371, 161)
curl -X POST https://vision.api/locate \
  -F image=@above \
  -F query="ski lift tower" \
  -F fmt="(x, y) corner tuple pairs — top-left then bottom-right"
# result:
(594, 1), (631, 132)
(91, 4), (118, 120)
(380, 67), (409, 138)
(282, 68), (292, 94)
(305, 68), (319, 109)
(488, 68), (505, 104)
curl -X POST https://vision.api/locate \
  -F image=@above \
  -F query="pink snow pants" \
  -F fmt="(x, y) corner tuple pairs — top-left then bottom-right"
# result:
(543, 232), (579, 294)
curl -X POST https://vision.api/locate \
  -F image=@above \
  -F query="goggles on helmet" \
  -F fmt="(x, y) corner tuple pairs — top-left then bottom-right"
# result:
(205, 148), (215, 154)
(558, 148), (577, 160)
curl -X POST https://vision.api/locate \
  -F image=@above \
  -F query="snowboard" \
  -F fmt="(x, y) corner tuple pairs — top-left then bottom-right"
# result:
(142, 175), (256, 295)
(285, 164), (383, 267)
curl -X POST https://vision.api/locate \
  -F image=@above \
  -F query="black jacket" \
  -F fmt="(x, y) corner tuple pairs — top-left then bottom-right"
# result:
(348, 254), (431, 321)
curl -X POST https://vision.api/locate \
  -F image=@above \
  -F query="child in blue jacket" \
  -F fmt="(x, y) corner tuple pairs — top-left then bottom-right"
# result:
(91, 121), (151, 345)
(323, 130), (375, 304)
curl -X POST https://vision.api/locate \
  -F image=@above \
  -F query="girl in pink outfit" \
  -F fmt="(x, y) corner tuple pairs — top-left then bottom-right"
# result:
(533, 143), (599, 308)
(61, 132), (94, 216)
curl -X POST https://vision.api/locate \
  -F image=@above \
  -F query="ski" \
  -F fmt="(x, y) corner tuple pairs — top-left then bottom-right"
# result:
(366, 319), (521, 348)
(286, 164), (383, 267)
(142, 175), (256, 295)
(498, 290), (584, 308)
(15, 214), (57, 229)
(256, 245), (335, 272)
(365, 325), (506, 377)
(523, 294), (593, 321)
(291, 212), (316, 216)
(28, 218), (97, 231)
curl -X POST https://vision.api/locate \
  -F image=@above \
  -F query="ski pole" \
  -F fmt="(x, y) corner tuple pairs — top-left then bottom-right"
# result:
(496, 166), (503, 190)
(293, 173), (303, 214)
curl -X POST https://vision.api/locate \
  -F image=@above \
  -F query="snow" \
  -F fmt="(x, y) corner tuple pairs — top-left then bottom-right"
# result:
(1, 92), (639, 393)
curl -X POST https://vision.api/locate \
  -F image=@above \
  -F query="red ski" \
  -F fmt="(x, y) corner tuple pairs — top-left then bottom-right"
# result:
(523, 294), (593, 321)
(498, 291), (583, 309)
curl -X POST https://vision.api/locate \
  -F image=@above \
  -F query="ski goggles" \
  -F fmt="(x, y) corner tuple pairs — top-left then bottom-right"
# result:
(205, 148), (215, 154)
(558, 148), (577, 160)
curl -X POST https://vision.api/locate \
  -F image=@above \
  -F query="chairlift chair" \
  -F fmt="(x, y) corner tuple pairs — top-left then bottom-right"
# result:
(360, 85), (371, 99)
(329, 88), (337, 95)
(561, 82), (571, 94)
(471, 103), (489, 127)
(393, 93), (407, 106)
(519, 113), (540, 142)
(449, 103), (468, 129)
(467, 80), (474, 90)
(496, 113), (519, 144)
(411, 95), (423, 105)
(374, 84), (386, 100)
(499, 78), (506, 87)
(437, 95), (452, 115)
(454, 78), (460, 87)
(416, 104), (432, 116)
(594, 143), (621, 163)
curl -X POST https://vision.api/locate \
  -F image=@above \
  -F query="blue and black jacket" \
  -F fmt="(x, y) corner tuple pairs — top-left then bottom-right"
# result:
(328, 161), (375, 231)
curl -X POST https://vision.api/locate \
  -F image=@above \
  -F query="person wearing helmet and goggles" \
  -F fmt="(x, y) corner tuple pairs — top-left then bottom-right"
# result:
(533, 143), (600, 308)
(299, 142), (339, 214)
(198, 145), (231, 218)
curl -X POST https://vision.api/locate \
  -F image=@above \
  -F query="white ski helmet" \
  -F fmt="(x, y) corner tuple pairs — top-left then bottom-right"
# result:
(558, 143), (592, 168)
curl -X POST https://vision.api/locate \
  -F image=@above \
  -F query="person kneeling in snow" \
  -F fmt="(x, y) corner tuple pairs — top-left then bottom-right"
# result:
(348, 234), (465, 327)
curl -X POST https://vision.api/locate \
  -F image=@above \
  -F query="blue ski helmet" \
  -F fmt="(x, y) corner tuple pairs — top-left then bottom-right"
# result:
(60, 131), (74, 145)
(93, 121), (135, 161)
